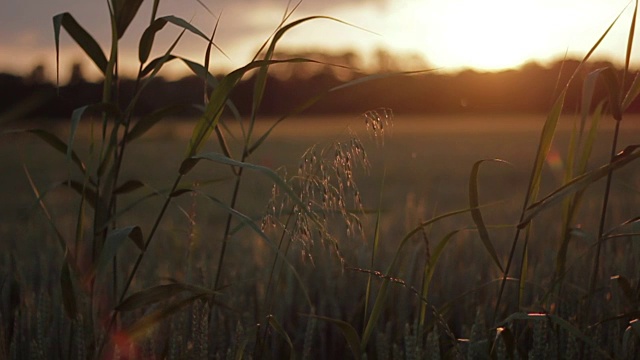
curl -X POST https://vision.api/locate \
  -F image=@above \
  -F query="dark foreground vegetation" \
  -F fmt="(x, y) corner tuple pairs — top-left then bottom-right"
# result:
(2, 1), (640, 359)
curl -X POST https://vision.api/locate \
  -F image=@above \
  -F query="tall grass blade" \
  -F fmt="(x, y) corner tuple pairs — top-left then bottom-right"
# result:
(520, 145), (640, 227)
(113, 179), (144, 195)
(361, 207), (473, 348)
(596, 67), (623, 121)
(518, 243), (528, 309)
(308, 315), (361, 360)
(23, 165), (79, 266)
(57, 180), (97, 208)
(126, 104), (194, 143)
(92, 226), (144, 280)
(138, 17), (168, 64)
(6, 129), (87, 174)
(139, 54), (177, 77)
(577, 101), (604, 175)
(180, 152), (306, 213)
(69, 103), (120, 165)
(623, 72), (640, 110)
(247, 15), (372, 145)
(267, 315), (296, 359)
(469, 159), (507, 272)
(183, 58), (315, 164)
(53, 12), (108, 83)
(248, 70), (429, 156)
(498, 313), (612, 359)
(112, 0), (144, 39)
(420, 229), (464, 313)
(624, 0), (638, 88)
(364, 171), (385, 333)
(116, 283), (217, 311)
(193, 191), (313, 306)
(60, 254), (78, 319)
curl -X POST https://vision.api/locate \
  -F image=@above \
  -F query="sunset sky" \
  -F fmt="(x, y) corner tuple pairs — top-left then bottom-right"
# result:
(0, 0), (637, 81)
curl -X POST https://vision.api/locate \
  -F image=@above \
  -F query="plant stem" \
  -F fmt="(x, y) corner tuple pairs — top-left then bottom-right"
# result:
(585, 119), (621, 322)
(96, 174), (182, 357)
(213, 165), (244, 291)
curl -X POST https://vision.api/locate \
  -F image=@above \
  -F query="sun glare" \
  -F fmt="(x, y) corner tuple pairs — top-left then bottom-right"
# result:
(414, 0), (549, 71)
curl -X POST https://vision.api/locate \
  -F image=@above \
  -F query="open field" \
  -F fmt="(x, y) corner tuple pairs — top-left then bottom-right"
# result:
(2, 113), (639, 358)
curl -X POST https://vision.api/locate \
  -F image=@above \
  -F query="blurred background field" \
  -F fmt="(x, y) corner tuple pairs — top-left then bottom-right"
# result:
(3, 113), (639, 291)
(2, 112), (640, 357)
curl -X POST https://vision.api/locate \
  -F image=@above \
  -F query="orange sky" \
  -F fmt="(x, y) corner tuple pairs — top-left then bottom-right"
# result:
(0, 0), (637, 81)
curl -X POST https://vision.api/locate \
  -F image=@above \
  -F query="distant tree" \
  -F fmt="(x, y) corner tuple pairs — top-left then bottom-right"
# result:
(68, 63), (86, 86)
(26, 64), (46, 85)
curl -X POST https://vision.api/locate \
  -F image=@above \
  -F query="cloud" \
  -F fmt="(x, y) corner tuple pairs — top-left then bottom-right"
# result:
(0, 0), (389, 78)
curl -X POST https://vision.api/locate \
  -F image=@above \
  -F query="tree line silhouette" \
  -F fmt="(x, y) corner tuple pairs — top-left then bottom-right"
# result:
(1, 51), (637, 123)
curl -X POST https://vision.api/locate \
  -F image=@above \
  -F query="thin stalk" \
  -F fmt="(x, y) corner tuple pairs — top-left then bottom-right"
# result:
(256, 212), (295, 360)
(585, 119), (622, 321)
(263, 211), (294, 313)
(212, 164), (245, 291)
(108, 62), (144, 308)
(492, 216), (526, 324)
(96, 174), (183, 357)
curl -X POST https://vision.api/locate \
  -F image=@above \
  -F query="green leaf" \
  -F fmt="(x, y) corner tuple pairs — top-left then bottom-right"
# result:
(5, 129), (87, 175)
(623, 0), (638, 85)
(138, 17), (168, 64)
(113, 0), (143, 39)
(469, 159), (508, 273)
(61, 180), (98, 209)
(114, 180), (145, 195)
(364, 171), (385, 332)
(421, 230), (463, 303)
(520, 146), (640, 228)
(183, 58), (318, 164)
(138, 16), (225, 65)
(127, 104), (194, 143)
(179, 152), (308, 219)
(623, 72), (640, 111)
(195, 192), (313, 307)
(69, 103), (120, 166)
(60, 253), (78, 319)
(92, 226), (144, 280)
(308, 315), (361, 360)
(140, 55), (178, 77)
(361, 207), (474, 348)
(267, 315), (296, 359)
(53, 12), (108, 83)
(597, 67), (622, 121)
(116, 283), (216, 312)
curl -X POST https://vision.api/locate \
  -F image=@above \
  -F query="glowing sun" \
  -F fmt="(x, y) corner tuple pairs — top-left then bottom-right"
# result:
(417, 0), (550, 71)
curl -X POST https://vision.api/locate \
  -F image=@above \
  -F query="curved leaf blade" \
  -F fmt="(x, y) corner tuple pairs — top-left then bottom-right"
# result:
(520, 146), (640, 228)
(116, 283), (216, 312)
(308, 315), (361, 360)
(5, 129), (87, 174)
(138, 17), (168, 64)
(113, 0), (144, 39)
(53, 12), (108, 81)
(469, 159), (508, 273)
(127, 104), (194, 143)
(267, 315), (296, 359)
(92, 226), (144, 281)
